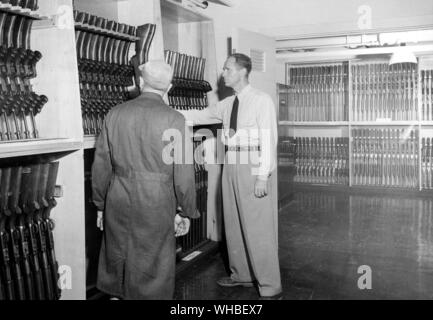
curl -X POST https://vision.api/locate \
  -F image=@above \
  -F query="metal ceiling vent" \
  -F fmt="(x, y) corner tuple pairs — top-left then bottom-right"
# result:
(250, 49), (266, 72)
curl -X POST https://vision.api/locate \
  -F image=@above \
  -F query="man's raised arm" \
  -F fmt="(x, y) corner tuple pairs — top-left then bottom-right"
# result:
(178, 97), (224, 125)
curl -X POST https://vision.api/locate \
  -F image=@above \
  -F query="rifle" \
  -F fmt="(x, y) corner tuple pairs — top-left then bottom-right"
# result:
(297, 137), (302, 182)
(17, 165), (37, 300)
(0, 167), (15, 300)
(8, 166), (26, 299)
(43, 162), (61, 299)
(422, 138), (426, 188)
(135, 24), (156, 66)
(412, 66), (417, 121)
(427, 138), (433, 189)
(24, 164), (48, 300)
(34, 163), (54, 300)
(426, 70), (433, 121)
(412, 131), (419, 187)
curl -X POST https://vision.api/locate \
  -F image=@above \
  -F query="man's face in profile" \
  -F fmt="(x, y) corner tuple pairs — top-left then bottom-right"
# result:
(222, 57), (243, 89)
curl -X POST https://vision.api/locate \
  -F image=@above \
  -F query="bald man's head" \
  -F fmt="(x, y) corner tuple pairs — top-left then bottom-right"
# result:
(139, 60), (173, 92)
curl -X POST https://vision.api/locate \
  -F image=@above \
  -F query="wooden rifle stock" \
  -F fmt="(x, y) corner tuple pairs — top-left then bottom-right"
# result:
(8, 166), (26, 300)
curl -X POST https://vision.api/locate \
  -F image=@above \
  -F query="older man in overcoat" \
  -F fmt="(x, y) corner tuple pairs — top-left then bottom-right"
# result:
(92, 60), (198, 300)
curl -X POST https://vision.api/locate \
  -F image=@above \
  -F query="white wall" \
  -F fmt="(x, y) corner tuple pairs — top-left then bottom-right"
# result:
(32, 0), (86, 300)
(73, 0), (119, 21)
(74, 0), (165, 60)
(194, 0), (433, 72)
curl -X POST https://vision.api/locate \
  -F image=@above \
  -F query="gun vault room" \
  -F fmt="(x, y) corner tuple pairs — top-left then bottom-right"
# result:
(0, 0), (432, 301)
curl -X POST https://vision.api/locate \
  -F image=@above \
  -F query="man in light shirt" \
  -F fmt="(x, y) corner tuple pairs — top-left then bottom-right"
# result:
(181, 53), (282, 300)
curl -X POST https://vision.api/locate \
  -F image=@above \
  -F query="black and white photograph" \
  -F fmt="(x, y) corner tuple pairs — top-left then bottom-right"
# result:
(0, 0), (432, 311)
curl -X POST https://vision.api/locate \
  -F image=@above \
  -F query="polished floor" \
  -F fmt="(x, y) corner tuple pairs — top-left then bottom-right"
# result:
(174, 188), (433, 300)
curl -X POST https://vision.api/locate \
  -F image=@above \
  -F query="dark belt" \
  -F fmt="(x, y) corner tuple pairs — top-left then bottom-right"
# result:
(114, 166), (170, 182)
(225, 145), (261, 152)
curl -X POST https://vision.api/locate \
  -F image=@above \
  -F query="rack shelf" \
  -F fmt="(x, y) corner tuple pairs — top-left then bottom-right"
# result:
(279, 121), (349, 126)
(280, 56), (433, 192)
(350, 121), (420, 126)
(161, 0), (211, 23)
(75, 22), (139, 41)
(83, 136), (97, 149)
(0, 138), (82, 159)
(0, 3), (49, 20)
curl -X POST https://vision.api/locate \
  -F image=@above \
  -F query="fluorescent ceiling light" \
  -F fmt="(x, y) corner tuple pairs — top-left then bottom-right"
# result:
(389, 46), (417, 65)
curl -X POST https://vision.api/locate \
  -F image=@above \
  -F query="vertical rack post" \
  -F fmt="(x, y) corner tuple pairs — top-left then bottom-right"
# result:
(348, 59), (353, 187)
(418, 57), (423, 191)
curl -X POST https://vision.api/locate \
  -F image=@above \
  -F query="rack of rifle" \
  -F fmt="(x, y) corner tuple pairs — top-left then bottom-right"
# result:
(0, 0), (44, 19)
(74, 10), (136, 136)
(421, 68), (433, 121)
(352, 128), (418, 188)
(0, 0), (48, 141)
(293, 136), (349, 185)
(352, 62), (418, 122)
(164, 50), (212, 111)
(278, 137), (295, 167)
(287, 63), (348, 121)
(421, 137), (433, 190)
(0, 161), (61, 300)
(74, 10), (157, 136)
(177, 139), (208, 255)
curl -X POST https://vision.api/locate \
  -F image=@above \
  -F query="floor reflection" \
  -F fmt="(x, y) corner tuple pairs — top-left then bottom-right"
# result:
(175, 190), (433, 300)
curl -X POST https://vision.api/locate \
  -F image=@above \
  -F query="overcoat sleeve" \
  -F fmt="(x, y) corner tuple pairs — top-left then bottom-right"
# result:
(92, 116), (113, 211)
(172, 114), (199, 219)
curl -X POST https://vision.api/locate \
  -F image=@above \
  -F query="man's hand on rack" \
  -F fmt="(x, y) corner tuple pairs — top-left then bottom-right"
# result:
(254, 177), (268, 198)
(97, 210), (104, 231)
(174, 213), (190, 237)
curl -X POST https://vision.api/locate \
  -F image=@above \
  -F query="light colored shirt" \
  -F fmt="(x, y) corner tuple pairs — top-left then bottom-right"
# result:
(180, 84), (278, 179)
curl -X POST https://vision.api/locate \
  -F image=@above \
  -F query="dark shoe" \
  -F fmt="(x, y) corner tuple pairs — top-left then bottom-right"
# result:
(259, 293), (283, 300)
(217, 277), (254, 288)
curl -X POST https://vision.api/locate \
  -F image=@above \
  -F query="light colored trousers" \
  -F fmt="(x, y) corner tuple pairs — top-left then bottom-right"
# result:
(222, 151), (282, 297)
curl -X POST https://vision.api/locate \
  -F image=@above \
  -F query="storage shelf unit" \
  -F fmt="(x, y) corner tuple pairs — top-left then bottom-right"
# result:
(161, 0), (221, 251)
(161, 0), (211, 23)
(74, 22), (139, 41)
(279, 121), (349, 126)
(0, 138), (82, 158)
(73, 0), (160, 300)
(281, 53), (433, 191)
(0, 2), (48, 20)
(83, 136), (97, 149)
(68, 0), (221, 299)
(0, 0), (86, 300)
(350, 121), (420, 126)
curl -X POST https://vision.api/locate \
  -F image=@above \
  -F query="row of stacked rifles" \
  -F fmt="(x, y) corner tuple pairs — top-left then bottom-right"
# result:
(0, 162), (61, 300)
(1, 4), (213, 138)
(286, 64), (348, 122)
(351, 63), (418, 121)
(284, 63), (433, 123)
(279, 130), (433, 189)
(291, 137), (349, 185)
(352, 128), (418, 188)
(164, 50), (212, 111)
(0, 0), (47, 141)
(73, 10), (156, 136)
(0, 1), (60, 301)
(176, 139), (208, 255)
